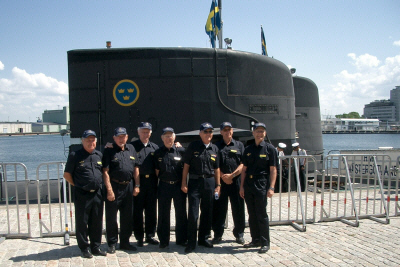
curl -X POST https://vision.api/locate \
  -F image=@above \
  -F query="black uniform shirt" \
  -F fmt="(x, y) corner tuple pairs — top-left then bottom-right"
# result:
(102, 143), (138, 182)
(242, 140), (278, 176)
(216, 138), (244, 175)
(64, 148), (103, 191)
(183, 140), (219, 176)
(131, 140), (159, 175)
(154, 145), (185, 181)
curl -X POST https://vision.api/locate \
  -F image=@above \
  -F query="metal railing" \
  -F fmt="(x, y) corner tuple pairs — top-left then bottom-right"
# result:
(0, 163), (31, 238)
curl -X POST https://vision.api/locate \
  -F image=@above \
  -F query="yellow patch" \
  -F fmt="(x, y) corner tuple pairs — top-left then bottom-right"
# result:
(259, 154), (266, 158)
(230, 150), (237, 153)
(247, 153), (251, 156)
(97, 161), (102, 165)
(130, 156), (135, 160)
(79, 161), (84, 164)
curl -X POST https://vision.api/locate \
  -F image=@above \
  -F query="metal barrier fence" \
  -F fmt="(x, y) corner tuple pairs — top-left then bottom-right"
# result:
(0, 163), (31, 238)
(0, 153), (399, 240)
(36, 162), (72, 245)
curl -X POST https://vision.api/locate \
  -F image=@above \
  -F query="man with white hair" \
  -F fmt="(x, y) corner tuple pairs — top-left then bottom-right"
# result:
(131, 122), (160, 247)
(64, 130), (106, 258)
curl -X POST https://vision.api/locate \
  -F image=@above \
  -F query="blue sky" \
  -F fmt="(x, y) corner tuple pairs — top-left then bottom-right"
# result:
(1, 0), (399, 122)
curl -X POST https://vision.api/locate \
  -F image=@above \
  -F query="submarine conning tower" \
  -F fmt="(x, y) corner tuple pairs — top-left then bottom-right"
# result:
(67, 47), (296, 148)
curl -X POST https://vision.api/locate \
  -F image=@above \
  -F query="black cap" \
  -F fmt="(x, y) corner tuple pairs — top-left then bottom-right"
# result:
(200, 122), (213, 131)
(253, 122), (267, 130)
(138, 122), (152, 130)
(220, 122), (232, 130)
(114, 127), (127, 136)
(82, 130), (96, 138)
(162, 127), (174, 135)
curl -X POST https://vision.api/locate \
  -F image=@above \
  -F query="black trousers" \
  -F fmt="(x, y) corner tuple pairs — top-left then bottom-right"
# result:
(187, 177), (215, 248)
(105, 181), (133, 246)
(74, 187), (104, 251)
(157, 181), (187, 245)
(133, 174), (157, 240)
(244, 177), (270, 247)
(212, 176), (245, 239)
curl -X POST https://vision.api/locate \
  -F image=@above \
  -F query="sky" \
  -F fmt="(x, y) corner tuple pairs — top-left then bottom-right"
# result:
(0, 0), (399, 122)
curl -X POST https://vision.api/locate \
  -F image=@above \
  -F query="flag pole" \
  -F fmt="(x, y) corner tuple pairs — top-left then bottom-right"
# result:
(218, 0), (222, 49)
(261, 25), (263, 55)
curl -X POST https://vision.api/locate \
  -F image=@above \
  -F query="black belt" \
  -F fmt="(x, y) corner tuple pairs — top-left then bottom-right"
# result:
(247, 174), (267, 179)
(190, 174), (214, 179)
(160, 179), (181, 184)
(111, 179), (131, 185)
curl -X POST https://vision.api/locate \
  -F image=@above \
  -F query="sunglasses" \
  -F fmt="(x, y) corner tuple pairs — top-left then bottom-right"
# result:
(203, 130), (213, 134)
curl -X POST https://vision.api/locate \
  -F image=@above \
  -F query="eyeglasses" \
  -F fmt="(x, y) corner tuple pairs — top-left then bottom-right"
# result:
(203, 130), (213, 134)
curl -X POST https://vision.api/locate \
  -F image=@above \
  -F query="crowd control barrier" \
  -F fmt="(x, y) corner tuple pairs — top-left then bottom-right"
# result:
(320, 154), (393, 226)
(36, 162), (72, 245)
(0, 163), (31, 238)
(269, 155), (318, 232)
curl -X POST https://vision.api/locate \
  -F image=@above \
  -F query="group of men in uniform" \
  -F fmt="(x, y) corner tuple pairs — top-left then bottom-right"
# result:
(64, 120), (306, 257)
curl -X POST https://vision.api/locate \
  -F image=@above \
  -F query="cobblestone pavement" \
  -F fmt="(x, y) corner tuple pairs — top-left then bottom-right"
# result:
(0, 214), (399, 266)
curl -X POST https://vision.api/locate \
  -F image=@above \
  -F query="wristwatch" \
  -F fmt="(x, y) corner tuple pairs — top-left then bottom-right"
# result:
(269, 187), (274, 190)
(135, 184), (140, 188)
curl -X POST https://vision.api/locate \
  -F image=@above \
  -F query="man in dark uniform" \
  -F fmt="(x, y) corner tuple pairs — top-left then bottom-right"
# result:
(64, 130), (107, 258)
(102, 127), (140, 253)
(212, 122), (245, 245)
(181, 122), (221, 253)
(132, 122), (159, 246)
(240, 122), (277, 254)
(154, 127), (187, 249)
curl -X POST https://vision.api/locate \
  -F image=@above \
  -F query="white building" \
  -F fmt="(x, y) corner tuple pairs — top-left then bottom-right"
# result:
(0, 122), (32, 134)
(321, 118), (379, 132)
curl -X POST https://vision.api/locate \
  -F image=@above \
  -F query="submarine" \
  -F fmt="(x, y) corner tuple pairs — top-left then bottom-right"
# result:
(67, 47), (301, 149)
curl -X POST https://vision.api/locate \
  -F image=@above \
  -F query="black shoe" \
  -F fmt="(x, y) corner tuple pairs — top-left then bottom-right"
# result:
(258, 246), (270, 253)
(159, 243), (169, 249)
(81, 248), (93, 258)
(198, 240), (213, 248)
(92, 248), (107, 256)
(185, 245), (195, 253)
(145, 237), (159, 245)
(120, 244), (137, 251)
(176, 241), (188, 247)
(244, 240), (261, 248)
(108, 245), (116, 254)
(137, 240), (144, 247)
(212, 236), (222, 244)
(236, 237), (245, 245)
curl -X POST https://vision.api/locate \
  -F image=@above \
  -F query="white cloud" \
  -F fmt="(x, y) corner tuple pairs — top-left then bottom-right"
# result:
(393, 40), (400, 47)
(320, 53), (400, 117)
(0, 61), (4, 70)
(0, 67), (68, 122)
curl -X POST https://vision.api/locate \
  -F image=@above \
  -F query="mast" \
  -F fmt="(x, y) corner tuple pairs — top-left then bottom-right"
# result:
(218, 0), (222, 48)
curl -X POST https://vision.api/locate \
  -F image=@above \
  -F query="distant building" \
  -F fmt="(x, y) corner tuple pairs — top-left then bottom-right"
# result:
(363, 100), (396, 122)
(391, 86), (400, 122)
(363, 86), (400, 122)
(321, 118), (379, 132)
(31, 122), (68, 133)
(42, 106), (69, 124)
(0, 122), (32, 134)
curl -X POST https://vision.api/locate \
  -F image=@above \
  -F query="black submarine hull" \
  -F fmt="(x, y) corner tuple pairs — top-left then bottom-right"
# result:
(67, 47), (296, 147)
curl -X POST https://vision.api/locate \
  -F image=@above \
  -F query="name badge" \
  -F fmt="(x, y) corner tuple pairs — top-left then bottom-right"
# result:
(97, 161), (102, 165)
(174, 157), (181, 161)
(230, 149), (237, 153)
(259, 154), (266, 158)
(130, 156), (135, 160)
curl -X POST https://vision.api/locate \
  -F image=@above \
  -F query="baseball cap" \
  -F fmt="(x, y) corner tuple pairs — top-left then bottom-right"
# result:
(200, 122), (214, 131)
(220, 122), (233, 130)
(162, 127), (174, 135)
(114, 127), (127, 136)
(82, 130), (96, 138)
(253, 122), (267, 130)
(138, 122), (152, 130)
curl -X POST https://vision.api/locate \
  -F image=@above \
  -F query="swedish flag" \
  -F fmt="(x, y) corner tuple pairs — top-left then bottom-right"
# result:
(261, 26), (267, 56)
(205, 0), (221, 48)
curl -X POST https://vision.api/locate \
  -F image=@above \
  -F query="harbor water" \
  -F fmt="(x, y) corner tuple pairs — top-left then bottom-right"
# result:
(1, 134), (400, 180)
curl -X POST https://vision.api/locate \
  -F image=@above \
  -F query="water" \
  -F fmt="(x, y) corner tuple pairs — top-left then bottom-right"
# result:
(0, 134), (70, 180)
(323, 134), (400, 154)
